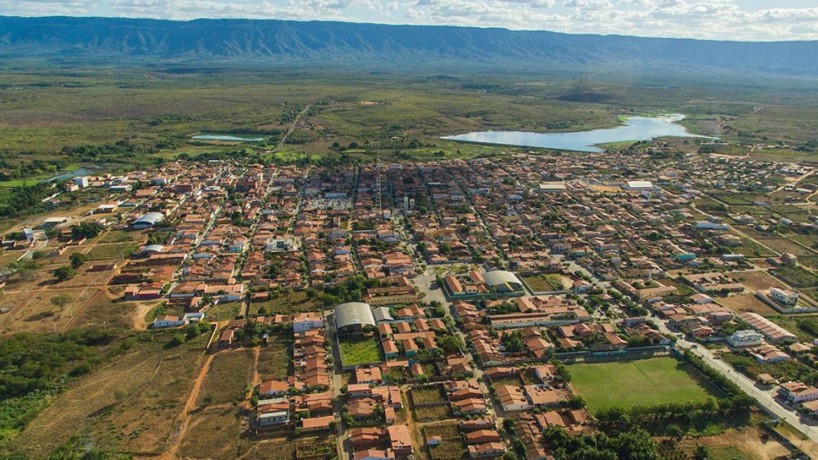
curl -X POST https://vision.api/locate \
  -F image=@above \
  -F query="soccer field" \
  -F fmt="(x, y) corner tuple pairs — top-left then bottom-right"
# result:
(568, 357), (718, 413)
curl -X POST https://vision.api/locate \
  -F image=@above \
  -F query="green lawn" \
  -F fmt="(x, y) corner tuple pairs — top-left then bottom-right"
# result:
(338, 336), (382, 367)
(568, 357), (717, 413)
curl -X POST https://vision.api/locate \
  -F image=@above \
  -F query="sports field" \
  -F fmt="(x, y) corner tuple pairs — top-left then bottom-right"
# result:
(568, 357), (717, 413)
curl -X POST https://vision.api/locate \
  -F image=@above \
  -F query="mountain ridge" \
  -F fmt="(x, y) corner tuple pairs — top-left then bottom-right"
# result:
(1, 16), (817, 75)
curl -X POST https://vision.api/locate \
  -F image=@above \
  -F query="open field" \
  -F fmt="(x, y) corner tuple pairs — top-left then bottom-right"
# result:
(205, 300), (244, 322)
(736, 270), (789, 292)
(522, 273), (570, 292)
(413, 404), (452, 422)
(716, 294), (779, 317)
(8, 333), (208, 458)
(249, 290), (321, 315)
(411, 385), (448, 405)
(568, 357), (718, 413)
(679, 426), (793, 460)
(256, 340), (291, 381)
(178, 407), (244, 460)
(338, 335), (383, 367)
(424, 423), (467, 460)
(84, 243), (138, 261)
(197, 349), (254, 407)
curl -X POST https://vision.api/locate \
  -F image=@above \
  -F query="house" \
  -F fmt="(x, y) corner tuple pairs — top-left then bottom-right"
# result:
(495, 385), (532, 412)
(356, 367), (383, 384)
(770, 287), (799, 306)
(153, 315), (184, 328)
(780, 381), (818, 403)
(467, 442), (506, 458)
(259, 380), (289, 397)
(726, 330), (764, 347)
(387, 425), (413, 456)
(354, 449), (394, 460)
(464, 429), (502, 445)
(257, 410), (290, 426)
(293, 312), (323, 333)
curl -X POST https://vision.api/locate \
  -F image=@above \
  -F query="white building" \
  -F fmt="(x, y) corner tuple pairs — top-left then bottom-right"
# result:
(770, 287), (799, 306)
(696, 221), (731, 231)
(780, 382), (818, 403)
(293, 312), (323, 333)
(257, 410), (290, 426)
(73, 176), (89, 188)
(726, 330), (764, 348)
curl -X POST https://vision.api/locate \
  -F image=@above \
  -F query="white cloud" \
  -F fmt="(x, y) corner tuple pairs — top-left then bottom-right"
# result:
(0, 0), (817, 40)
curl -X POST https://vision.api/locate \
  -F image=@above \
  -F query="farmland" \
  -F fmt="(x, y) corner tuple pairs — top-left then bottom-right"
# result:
(568, 357), (718, 413)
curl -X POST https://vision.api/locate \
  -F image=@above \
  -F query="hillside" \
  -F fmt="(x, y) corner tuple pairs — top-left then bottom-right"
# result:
(1, 16), (818, 76)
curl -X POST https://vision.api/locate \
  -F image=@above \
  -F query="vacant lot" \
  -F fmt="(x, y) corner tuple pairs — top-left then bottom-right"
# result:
(411, 385), (447, 405)
(85, 243), (138, 261)
(523, 273), (571, 292)
(178, 407), (243, 460)
(0, 287), (94, 335)
(205, 300), (244, 321)
(249, 290), (320, 315)
(568, 357), (717, 413)
(413, 404), (452, 422)
(424, 423), (466, 460)
(774, 266), (818, 288)
(736, 270), (788, 292)
(256, 340), (291, 381)
(11, 333), (208, 458)
(679, 426), (792, 460)
(339, 336), (382, 367)
(197, 349), (254, 407)
(65, 289), (142, 331)
(717, 294), (779, 317)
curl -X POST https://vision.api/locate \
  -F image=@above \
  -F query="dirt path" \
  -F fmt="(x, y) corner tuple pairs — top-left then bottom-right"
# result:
(271, 104), (312, 153)
(159, 353), (215, 459)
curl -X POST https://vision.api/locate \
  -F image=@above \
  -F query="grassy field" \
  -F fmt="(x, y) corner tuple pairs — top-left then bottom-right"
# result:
(256, 340), (291, 381)
(716, 294), (779, 317)
(522, 273), (568, 292)
(424, 423), (467, 460)
(249, 290), (320, 315)
(197, 349), (254, 407)
(9, 332), (209, 458)
(411, 385), (447, 405)
(413, 404), (452, 422)
(85, 243), (138, 261)
(179, 407), (243, 460)
(568, 357), (717, 413)
(338, 335), (383, 367)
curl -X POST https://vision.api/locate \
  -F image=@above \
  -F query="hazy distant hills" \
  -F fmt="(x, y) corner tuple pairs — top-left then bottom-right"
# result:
(1, 16), (818, 76)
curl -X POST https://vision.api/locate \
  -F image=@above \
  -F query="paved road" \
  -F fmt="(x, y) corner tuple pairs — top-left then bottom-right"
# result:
(652, 315), (818, 446)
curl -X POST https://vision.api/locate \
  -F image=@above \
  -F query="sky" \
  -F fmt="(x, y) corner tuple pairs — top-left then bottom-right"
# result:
(1, 0), (818, 41)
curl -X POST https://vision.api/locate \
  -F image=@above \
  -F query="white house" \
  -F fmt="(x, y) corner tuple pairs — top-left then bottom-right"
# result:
(770, 287), (799, 306)
(257, 410), (290, 426)
(726, 330), (765, 348)
(780, 382), (818, 403)
(153, 315), (185, 328)
(293, 312), (323, 333)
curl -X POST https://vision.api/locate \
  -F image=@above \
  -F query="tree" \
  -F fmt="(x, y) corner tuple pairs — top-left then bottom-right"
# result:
(53, 266), (76, 282)
(69, 252), (88, 269)
(50, 293), (73, 309)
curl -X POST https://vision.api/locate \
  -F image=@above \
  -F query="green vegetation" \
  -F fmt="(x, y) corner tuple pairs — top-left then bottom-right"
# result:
(523, 273), (566, 292)
(568, 357), (717, 412)
(85, 243), (138, 261)
(774, 266), (818, 288)
(0, 328), (121, 449)
(338, 335), (382, 367)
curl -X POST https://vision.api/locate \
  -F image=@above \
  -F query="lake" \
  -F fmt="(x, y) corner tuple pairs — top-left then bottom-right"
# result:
(442, 114), (705, 153)
(192, 133), (265, 142)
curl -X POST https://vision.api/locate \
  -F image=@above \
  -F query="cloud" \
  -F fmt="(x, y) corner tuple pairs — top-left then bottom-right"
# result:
(0, 0), (817, 41)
